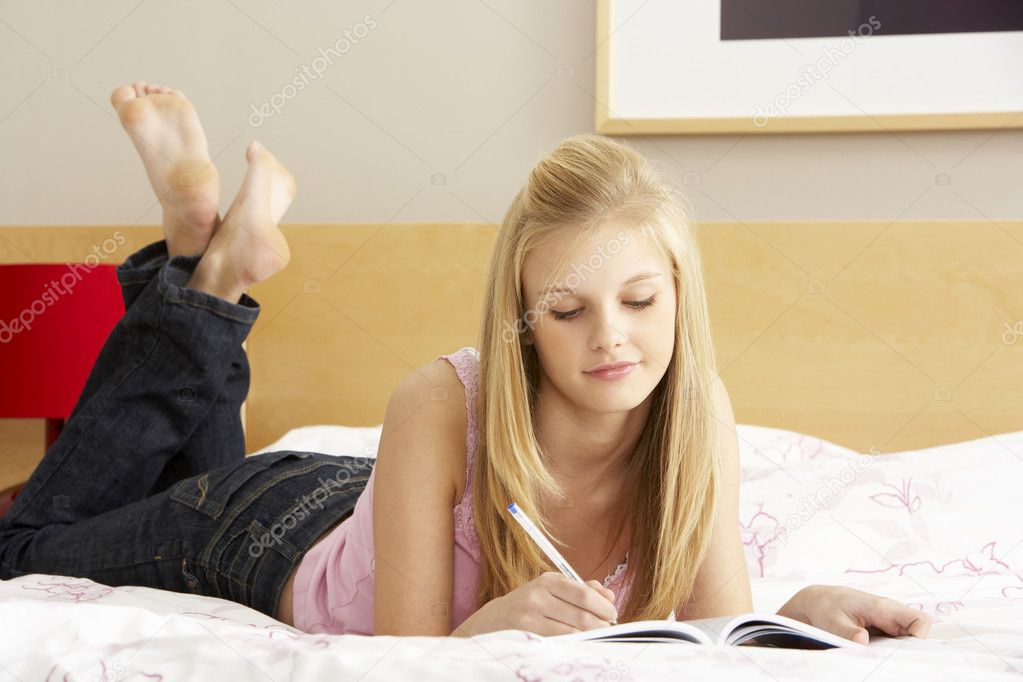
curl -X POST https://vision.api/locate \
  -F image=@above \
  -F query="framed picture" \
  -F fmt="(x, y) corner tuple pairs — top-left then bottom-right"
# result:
(596, 0), (1023, 135)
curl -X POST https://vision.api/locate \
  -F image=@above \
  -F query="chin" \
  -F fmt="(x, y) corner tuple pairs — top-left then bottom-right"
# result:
(573, 385), (649, 414)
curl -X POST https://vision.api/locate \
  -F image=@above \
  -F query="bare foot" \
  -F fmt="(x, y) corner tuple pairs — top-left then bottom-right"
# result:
(187, 141), (296, 303)
(111, 80), (220, 257)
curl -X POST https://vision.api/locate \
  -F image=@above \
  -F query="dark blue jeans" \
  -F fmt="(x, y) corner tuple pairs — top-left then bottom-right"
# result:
(0, 241), (374, 622)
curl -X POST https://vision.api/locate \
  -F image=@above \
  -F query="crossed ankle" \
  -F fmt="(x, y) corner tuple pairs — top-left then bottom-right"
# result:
(185, 253), (245, 304)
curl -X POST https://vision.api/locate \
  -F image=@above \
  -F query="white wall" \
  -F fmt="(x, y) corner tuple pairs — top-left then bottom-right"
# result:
(1, 0), (1019, 227)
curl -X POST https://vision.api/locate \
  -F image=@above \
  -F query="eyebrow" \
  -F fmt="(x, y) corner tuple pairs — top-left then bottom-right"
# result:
(539, 271), (662, 297)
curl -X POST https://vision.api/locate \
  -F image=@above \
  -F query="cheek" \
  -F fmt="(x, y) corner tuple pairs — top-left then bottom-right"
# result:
(644, 305), (676, 355)
(535, 317), (579, 344)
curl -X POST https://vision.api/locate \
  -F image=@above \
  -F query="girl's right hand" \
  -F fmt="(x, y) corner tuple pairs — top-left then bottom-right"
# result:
(453, 571), (619, 637)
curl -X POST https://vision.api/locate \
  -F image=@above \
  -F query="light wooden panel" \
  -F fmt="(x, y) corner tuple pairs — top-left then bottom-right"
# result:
(699, 220), (1023, 453)
(244, 223), (494, 450)
(2, 221), (1022, 486)
(242, 221), (1023, 454)
(0, 419), (46, 493)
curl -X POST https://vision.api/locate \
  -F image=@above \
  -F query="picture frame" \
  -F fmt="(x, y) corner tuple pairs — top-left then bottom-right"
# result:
(595, 0), (1023, 135)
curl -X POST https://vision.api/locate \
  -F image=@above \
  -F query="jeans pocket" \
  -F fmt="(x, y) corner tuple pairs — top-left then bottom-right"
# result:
(169, 450), (310, 520)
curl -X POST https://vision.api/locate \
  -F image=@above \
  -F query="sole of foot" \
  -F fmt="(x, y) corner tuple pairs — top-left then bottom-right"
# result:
(110, 80), (220, 257)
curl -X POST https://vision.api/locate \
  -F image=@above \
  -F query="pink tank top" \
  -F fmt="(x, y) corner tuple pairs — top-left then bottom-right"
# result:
(291, 346), (631, 635)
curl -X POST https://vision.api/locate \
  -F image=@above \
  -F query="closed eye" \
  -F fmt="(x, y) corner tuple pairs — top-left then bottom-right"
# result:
(551, 295), (657, 321)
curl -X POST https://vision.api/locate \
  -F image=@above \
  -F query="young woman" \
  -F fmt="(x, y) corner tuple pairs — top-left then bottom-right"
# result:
(0, 82), (932, 644)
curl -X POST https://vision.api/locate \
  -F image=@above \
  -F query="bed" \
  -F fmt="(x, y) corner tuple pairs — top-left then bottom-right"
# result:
(1, 221), (1022, 679)
(2, 424), (1022, 679)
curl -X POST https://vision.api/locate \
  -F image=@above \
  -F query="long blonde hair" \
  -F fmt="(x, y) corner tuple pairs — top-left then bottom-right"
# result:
(473, 133), (720, 623)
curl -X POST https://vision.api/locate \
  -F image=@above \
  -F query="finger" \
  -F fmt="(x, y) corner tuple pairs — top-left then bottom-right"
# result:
(823, 611), (870, 645)
(863, 597), (934, 639)
(548, 578), (617, 624)
(539, 611), (584, 636)
(586, 579), (615, 602)
(544, 589), (605, 631)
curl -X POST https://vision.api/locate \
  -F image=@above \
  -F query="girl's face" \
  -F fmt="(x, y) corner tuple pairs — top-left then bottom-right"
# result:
(521, 227), (677, 415)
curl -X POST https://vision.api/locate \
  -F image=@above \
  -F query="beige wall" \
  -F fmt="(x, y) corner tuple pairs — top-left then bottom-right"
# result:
(1, 2), (1020, 483)
(0, 1), (1019, 227)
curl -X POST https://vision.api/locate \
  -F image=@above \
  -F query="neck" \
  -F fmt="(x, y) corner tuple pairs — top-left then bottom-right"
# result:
(533, 376), (652, 505)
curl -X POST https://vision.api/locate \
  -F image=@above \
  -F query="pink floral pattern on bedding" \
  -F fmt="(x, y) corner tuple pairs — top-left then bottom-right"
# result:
(736, 425), (1023, 600)
(2, 426), (1021, 679)
(4, 565), (1020, 680)
(869, 478), (922, 513)
(23, 576), (113, 602)
(847, 541), (1010, 578)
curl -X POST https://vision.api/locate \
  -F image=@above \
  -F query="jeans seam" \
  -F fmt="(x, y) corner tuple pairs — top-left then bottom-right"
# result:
(203, 463), (368, 583)
(221, 523), (265, 603)
(167, 296), (256, 324)
(246, 470), (370, 570)
(199, 459), (331, 568)
(169, 475), (225, 520)
(261, 485), (365, 622)
(157, 271), (256, 324)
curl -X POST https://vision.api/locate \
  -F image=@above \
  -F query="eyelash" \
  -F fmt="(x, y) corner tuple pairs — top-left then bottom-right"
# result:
(551, 295), (657, 321)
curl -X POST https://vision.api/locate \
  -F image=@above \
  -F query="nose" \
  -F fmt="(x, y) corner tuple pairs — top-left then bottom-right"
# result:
(589, 308), (627, 353)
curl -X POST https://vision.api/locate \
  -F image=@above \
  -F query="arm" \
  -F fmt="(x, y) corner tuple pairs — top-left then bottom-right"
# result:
(373, 360), (467, 636)
(676, 378), (934, 642)
(676, 376), (754, 620)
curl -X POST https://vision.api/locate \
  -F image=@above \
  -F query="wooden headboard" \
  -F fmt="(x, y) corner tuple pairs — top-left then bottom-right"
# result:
(2, 221), (1021, 485)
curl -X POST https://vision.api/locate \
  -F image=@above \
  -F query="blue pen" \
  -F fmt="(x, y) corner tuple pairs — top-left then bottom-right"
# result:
(507, 501), (618, 625)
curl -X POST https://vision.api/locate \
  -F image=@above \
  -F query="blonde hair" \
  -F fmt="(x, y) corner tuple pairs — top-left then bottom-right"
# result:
(472, 133), (720, 623)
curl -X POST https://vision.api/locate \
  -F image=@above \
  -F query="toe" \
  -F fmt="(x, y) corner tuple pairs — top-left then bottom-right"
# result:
(132, 80), (148, 97)
(110, 84), (138, 108)
(114, 89), (155, 126)
(245, 140), (266, 164)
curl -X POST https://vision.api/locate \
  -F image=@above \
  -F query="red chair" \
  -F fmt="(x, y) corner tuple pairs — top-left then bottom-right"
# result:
(0, 262), (124, 517)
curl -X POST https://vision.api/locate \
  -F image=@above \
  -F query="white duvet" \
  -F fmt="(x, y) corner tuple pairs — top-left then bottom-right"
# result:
(1, 425), (1021, 680)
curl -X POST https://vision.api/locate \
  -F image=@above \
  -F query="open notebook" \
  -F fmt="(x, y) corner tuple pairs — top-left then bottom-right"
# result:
(550, 613), (861, 649)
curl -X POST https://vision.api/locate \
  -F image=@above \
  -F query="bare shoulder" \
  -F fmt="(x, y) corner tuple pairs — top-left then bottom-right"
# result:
(709, 374), (739, 473)
(372, 357), (469, 635)
(709, 375), (734, 422)
(384, 358), (469, 502)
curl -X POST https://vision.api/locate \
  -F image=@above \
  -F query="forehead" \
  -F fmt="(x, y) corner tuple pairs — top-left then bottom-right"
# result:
(522, 226), (667, 290)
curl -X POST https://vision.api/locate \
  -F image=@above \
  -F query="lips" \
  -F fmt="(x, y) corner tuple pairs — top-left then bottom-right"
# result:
(585, 360), (638, 374)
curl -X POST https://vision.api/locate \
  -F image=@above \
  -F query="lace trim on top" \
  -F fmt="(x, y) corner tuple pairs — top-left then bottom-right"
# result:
(448, 347), (481, 563)
(602, 550), (629, 588)
(448, 346), (629, 587)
